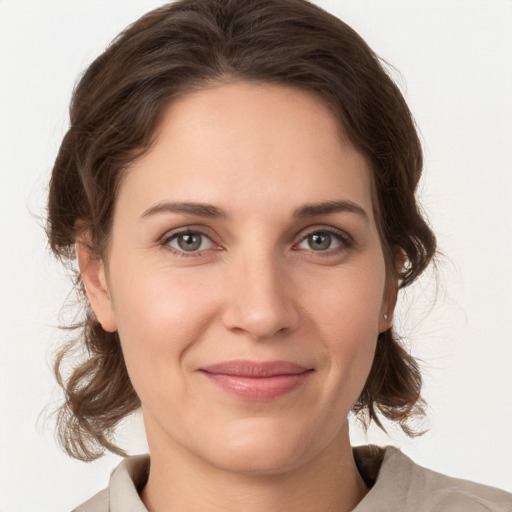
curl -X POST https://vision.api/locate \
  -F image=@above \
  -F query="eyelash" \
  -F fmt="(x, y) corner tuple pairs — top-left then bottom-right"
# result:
(294, 228), (354, 254)
(160, 227), (354, 258)
(161, 229), (217, 258)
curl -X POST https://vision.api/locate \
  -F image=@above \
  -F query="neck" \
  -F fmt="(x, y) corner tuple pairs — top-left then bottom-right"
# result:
(141, 422), (368, 512)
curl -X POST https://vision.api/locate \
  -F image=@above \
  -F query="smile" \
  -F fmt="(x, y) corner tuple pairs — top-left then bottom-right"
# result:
(199, 360), (314, 401)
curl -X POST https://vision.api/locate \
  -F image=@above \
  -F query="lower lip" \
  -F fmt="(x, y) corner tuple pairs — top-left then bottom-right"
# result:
(201, 372), (312, 401)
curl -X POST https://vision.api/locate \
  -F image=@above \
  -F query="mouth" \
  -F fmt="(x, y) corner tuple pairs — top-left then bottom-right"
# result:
(199, 360), (314, 401)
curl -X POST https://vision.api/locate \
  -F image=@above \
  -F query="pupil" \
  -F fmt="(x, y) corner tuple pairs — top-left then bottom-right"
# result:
(178, 234), (201, 251)
(309, 233), (331, 250)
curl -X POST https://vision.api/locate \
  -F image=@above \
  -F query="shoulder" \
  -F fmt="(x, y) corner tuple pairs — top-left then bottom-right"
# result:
(354, 445), (512, 512)
(72, 455), (150, 512)
(72, 489), (109, 512)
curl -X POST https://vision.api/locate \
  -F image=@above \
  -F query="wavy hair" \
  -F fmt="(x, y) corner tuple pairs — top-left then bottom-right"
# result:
(47, 0), (436, 460)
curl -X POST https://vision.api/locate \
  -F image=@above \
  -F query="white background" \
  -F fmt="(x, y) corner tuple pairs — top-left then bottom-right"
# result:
(1, 1), (511, 510)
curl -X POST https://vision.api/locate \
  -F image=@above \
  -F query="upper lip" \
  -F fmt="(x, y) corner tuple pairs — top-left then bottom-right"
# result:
(200, 360), (312, 377)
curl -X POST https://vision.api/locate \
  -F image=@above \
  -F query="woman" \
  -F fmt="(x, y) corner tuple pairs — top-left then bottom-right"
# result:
(43, 0), (511, 510)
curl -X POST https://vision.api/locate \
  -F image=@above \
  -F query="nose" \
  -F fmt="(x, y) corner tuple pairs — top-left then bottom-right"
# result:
(221, 250), (300, 341)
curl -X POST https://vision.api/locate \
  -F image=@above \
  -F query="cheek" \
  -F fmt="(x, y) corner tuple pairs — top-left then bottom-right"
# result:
(112, 264), (213, 334)
(304, 264), (385, 394)
(108, 265), (220, 389)
(306, 262), (386, 338)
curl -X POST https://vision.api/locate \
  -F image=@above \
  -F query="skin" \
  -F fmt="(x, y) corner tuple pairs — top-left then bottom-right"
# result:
(80, 82), (397, 512)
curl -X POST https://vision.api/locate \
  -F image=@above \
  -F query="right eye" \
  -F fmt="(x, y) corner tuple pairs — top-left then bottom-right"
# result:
(164, 231), (214, 254)
(294, 228), (353, 254)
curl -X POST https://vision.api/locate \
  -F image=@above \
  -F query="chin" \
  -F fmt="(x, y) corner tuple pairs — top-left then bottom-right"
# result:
(199, 417), (330, 477)
(209, 445), (305, 477)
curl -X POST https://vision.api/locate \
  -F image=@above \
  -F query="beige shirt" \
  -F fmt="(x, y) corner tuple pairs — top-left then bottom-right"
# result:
(73, 446), (512, 511)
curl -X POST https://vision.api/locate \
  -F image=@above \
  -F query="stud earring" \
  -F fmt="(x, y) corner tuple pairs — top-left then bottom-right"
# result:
(383, 313), (388, 321)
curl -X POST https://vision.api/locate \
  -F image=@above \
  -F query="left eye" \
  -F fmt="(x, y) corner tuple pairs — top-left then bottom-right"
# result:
(166, 232), (213, 252)
(297, 231), (345, 251)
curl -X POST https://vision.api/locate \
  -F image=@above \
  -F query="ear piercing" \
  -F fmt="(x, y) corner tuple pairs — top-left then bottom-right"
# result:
(383, 313), (388, 320)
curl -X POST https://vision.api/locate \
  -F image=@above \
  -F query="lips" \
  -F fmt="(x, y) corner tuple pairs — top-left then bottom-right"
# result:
(199, 360), (313, 400)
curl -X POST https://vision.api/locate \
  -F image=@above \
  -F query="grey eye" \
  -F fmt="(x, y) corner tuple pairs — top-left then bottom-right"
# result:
(307, 232), (332, 251)
(177, 233), (202, 251)
(168, 232), (213, 252)
(296, 230), (346, 252)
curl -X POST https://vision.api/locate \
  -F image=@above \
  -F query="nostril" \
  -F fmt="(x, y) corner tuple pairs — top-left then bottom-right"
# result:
(221, 299), (300, 340)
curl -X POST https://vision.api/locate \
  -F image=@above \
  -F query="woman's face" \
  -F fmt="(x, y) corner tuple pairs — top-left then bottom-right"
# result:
(86, 82), (394, 475)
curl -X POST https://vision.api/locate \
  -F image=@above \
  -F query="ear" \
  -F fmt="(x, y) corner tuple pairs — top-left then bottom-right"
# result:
(76, 237), (117, 333)
(378, 247), (406, 333)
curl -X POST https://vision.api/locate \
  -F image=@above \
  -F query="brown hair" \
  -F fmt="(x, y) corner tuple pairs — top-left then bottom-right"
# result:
(48, 0), (436, 461)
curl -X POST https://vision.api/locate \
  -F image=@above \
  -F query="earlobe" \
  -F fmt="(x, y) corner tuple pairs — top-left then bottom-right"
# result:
(378, 291), (397, 332)
(378, 310), (393, 334)
(76, 238), (117, 333)
(379, 275), (398, 332)
(378, 247), (405, 333)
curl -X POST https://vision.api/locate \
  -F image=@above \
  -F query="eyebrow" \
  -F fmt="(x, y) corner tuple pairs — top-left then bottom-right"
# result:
(140, 201), (227, 219)
(140, 199), (369, 222)
(293, 200), (369, 222)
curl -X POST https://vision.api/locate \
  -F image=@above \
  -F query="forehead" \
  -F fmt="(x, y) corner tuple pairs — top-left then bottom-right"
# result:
(118, 82), (375, 222)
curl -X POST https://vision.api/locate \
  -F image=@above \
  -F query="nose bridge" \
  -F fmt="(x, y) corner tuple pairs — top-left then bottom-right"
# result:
(222, 243), (299, 340)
